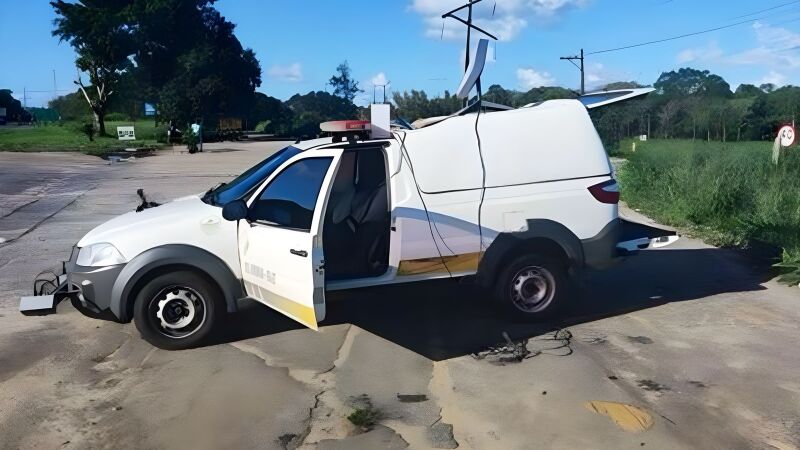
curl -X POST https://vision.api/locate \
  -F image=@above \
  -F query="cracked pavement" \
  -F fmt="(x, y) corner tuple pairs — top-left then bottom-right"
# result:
(1, 144), (799, 449)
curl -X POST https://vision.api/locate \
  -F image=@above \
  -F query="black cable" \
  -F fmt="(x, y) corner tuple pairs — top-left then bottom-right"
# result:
(474, 104), (487, 258)
(394, 131), (452, 276)
(395, 132), (457, 256)
(587, 14), (774, 55)
(729, 0), (800, 20)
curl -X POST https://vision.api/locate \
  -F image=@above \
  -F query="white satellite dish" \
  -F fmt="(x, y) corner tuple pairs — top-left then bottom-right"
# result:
(457, 38), (489, 99)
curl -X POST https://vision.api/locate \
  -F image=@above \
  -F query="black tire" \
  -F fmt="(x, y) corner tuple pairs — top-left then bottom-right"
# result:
(133, 270), (223, 350)
(494, 254), (571, 321)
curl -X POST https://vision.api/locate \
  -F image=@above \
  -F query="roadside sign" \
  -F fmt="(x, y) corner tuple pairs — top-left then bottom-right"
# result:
(778, 125), (795, 147)
(144, 103), (156, 117)
(117, 126), (136, 141)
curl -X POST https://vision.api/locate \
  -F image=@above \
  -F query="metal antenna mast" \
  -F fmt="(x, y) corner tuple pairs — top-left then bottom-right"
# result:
(560, 49), (585, 95)
(373, 81), (390, 104)
(442, 0), (498, 106)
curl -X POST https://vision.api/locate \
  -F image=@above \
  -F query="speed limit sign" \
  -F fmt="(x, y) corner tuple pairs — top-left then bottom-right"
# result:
(778, 125), (795, 147)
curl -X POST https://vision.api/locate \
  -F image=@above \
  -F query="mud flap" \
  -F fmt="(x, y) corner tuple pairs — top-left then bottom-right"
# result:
(616, 219), (678, 255)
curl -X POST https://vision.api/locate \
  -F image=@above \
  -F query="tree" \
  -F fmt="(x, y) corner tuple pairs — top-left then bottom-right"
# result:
(735, 84), (765, 98)
(483, 84), (515, 106)
(392, 90), (462, 122)
(248, 92), (293, 135)
(0, 90), (32, 122)
(328, 61), (362, 102)
(285, 91), (358, 137)
(49, 90), (91, 120)
(601, 81), (645, 90)
(131, 1), (262, 127)
(51, 0), (135, 135)
(654, 68), (731, 98)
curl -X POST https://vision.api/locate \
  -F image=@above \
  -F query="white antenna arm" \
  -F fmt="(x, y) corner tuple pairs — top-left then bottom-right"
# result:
(457, 39), (489, 99)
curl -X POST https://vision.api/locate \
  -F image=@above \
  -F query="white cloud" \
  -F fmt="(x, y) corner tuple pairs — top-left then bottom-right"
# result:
(676, 42), (724, 64)
(759, 70), (786, 87)
(411, 0), (588, 41)
(355, 72), (392, 106)
(371, 72), (389, 86)
(267, 63), (303, 82)
(517, 67), (556, 89)
(677, 23), (800, 69)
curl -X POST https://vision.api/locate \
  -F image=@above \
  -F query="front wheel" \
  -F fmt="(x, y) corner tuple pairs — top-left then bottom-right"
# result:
(133, 270), (223, 350)
(494, 254), (571, 321)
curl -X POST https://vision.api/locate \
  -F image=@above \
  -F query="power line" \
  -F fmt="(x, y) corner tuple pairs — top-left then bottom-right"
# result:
(587, 15), (773, 55)
(729, 0), (800, 20)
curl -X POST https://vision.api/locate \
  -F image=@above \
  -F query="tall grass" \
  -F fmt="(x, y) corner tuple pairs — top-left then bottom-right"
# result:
(617, 139), (800, 283)
(0, 120), (166, 155)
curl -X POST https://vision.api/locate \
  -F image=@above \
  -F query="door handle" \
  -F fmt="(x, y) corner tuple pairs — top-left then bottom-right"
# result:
(290, 249), (308, 258)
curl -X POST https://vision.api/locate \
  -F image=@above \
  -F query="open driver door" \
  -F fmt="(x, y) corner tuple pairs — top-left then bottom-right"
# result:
(238, 149), (343, 330)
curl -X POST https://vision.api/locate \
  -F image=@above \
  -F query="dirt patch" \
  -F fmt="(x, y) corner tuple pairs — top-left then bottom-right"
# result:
(637, 379), (671, 392)
(0, 326), (68, 383)
(396, 394), (428, 403)
(585, 401), (654, 432)
(627, 336), (654, 345)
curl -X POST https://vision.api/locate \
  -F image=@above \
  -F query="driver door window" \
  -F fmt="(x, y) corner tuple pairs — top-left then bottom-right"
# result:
(249, 157), (333, 231)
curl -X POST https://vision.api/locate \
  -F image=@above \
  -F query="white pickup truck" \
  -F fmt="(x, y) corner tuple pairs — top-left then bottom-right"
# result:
(21, 90), (677, 350)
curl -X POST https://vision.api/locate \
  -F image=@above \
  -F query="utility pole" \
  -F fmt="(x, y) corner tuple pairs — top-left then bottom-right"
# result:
(442, 0), (498, 107)
(560, 48), (585, 95)
(53, 70), (57, 100)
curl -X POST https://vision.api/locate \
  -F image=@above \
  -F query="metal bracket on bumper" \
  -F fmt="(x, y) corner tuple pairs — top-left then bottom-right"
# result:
(19, 269), (79, 316)
(616, 218), (679, 256)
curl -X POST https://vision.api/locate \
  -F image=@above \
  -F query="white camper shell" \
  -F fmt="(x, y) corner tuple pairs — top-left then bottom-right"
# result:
(20, 95), (677, 350)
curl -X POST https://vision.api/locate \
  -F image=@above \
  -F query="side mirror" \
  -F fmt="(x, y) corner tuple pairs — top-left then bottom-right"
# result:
(222, 199), (248, 221)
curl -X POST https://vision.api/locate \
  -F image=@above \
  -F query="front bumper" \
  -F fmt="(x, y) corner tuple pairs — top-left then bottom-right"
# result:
(19, 246), (126, 321)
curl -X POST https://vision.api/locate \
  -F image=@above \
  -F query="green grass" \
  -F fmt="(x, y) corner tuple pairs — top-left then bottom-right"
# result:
(0, 120), (166, 156)
(347, 407), (379, 429)
(617, 138), (800, 283)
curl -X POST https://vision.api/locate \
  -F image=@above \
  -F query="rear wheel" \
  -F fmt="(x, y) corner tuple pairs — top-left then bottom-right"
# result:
(133, 270), (223, 350)
(494, 254), (570, 320)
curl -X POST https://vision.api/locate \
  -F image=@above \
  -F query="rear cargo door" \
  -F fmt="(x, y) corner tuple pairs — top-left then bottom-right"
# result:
(580, 88), (655, 110)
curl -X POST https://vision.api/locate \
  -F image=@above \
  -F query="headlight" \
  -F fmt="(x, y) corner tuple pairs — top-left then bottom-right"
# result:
(76, 243), (126, 267)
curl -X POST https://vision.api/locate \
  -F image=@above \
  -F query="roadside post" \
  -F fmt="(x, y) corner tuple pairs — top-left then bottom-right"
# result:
(773, 125), (795, 165)
(191, 122), (202, 153)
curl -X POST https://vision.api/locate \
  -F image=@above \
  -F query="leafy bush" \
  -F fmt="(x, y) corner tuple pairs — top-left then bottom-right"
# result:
(105, 112), (129, 122)
(618, 139), (800, 283)
(347, 407), (379, 429)
(80, 122), (96, 141)
(775, 249), (800, 286)
(183, 126), (199, 153)
(254, 120), (270, 133)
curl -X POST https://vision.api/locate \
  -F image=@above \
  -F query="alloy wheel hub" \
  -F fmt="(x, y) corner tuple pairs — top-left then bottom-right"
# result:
(156, 290), (197, 330)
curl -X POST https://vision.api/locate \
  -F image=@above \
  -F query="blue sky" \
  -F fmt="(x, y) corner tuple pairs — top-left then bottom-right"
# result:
(3, 1), (800, 107)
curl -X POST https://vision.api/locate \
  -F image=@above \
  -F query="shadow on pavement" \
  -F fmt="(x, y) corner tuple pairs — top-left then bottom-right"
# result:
(215, 247), (766, 361)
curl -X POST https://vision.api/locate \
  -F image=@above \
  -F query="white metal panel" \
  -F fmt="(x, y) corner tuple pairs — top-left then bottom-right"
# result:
(78, 197), (242, 277)
(396, 116), (484, 193)
(479, 176), (617, 240)
(478, 100), (612, 188)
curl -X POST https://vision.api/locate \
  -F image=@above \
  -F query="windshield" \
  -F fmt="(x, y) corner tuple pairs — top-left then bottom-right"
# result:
(205, 146), (303, 206)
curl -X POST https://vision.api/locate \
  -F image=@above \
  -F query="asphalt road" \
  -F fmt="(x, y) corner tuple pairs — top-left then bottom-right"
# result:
(0, 143), (798, 450)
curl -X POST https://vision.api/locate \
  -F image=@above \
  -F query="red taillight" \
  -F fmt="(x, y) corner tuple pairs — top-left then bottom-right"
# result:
(588, 179), (620, 204)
